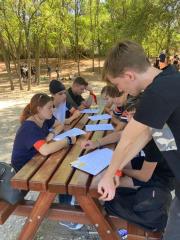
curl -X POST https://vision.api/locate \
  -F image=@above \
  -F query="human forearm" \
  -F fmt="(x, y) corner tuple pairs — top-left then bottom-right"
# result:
(104, 120), (152, 178)
(53, 123), (64, 134)
(52, 120), (64, 134)
(39, 139), (68, 155)
(86, 94), (93, 106)
(98, 131), (122, 147)
(123, 168), (149, 182)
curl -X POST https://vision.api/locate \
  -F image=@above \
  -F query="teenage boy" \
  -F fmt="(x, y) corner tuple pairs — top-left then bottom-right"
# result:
(49, 80), (81, 125)
(98, 40), (180, 240)
(82, 96), (174, 191)
(66, 76), (97, 110)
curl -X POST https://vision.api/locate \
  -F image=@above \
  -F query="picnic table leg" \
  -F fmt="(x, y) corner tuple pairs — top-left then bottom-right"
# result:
(76, 195), (120, 240)
(18, 192), (56, 240)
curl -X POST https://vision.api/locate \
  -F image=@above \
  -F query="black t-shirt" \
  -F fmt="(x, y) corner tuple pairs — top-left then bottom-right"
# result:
(134, 65), (180, 199)
(66, 87), (84, 108)
(143, 140), (174, 190)
(159, 53), (166, 62)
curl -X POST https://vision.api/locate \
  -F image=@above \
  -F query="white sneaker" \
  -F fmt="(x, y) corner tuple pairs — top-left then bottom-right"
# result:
(59, 221), (83, 230)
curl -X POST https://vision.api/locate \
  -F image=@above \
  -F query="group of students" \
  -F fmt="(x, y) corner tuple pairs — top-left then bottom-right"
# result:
(11, 76), (95, 171)
(154, 50), (180, 71)
(11, 66), (176, 235)
(10, 76), (97, 230)
(11, 41), (180, 239)
(97, 40), (180, 240)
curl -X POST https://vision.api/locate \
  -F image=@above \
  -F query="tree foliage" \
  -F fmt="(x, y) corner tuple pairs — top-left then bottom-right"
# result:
(0, 0), (179, 89)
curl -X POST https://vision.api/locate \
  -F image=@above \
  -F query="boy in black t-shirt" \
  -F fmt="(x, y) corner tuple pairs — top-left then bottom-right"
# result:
(82, 96), (174, 191)
(98, 41), (180, 240)
(66, 77), (97, 110)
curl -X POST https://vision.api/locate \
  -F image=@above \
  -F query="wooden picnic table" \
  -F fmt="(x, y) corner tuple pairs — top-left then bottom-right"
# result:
(11, 113), (162, 240)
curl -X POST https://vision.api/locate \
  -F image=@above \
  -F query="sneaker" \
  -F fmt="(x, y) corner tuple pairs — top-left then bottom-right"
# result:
(59, 221), (83, 230)
(70, 196), (79, 206)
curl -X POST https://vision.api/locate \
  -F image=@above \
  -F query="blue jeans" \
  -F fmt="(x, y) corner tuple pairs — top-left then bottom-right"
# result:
(163, 197), (180, 240)
(58, 194), (72, 204)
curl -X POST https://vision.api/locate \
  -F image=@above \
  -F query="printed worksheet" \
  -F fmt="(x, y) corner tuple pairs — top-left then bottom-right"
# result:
(71, 148), (113, 175)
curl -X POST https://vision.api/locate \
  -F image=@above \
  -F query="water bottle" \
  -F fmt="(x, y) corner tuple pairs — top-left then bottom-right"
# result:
(118, 229), (128, 239)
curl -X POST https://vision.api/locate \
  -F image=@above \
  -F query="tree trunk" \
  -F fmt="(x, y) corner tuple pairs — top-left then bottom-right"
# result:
(74, 0), (80, 75)
(26, 38), (31, 91)
(17, 57), (23, 90)
(0, 36), (14, 90)
(45, 32), (49, 65)
(95, 0), (101, 73)
(89, 0), (95, 72)
(34, 35), (40, 85)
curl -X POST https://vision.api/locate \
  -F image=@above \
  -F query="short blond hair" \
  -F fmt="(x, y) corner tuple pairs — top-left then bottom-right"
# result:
(103, 41), (150, 81)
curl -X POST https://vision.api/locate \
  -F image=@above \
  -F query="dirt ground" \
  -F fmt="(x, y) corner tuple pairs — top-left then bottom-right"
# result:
(0, 59), (105, 240)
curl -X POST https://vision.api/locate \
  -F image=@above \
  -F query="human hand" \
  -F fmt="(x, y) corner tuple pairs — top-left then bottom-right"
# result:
(71, 136), (77, 144)
(73, 110), (81, 118)
(86, 85), (93, 93)
(98, 174), (116, 201)
(46, 132), (54, 142)
(81, 140), (97, 150)
(65, 118), (71, 125)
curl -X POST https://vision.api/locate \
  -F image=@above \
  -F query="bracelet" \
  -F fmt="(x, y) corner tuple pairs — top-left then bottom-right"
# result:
(115, 170), (124, 177)
(66, 136), (73, 145)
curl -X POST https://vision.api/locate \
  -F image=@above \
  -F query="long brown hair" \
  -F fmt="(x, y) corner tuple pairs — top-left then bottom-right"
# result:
(20, 93), (52, 123)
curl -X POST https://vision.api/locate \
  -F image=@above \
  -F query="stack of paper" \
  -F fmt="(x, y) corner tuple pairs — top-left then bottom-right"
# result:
(53, 128), (86, 141)
(80, 109), (100, 114)
(88, 114), (112, 121)
(85, 123), (114, 132)
(71, 148), (113, 175)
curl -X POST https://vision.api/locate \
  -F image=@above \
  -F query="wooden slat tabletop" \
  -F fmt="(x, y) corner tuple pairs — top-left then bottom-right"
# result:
(68, 119), (109, 196)
(11, 111), (115, 197)
(48, 114), (92, 193)
(11, 115), (83, 191)
(11, 155), (48, 190)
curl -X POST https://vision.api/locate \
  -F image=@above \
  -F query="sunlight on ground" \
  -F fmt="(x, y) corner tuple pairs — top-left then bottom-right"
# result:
(0, 100), (28, 109)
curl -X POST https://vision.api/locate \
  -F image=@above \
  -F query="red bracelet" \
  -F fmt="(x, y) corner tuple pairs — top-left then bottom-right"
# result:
(115, 170), (124, 177)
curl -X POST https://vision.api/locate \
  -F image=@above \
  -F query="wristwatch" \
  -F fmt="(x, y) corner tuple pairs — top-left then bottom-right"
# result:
(66, 136), (73, 145)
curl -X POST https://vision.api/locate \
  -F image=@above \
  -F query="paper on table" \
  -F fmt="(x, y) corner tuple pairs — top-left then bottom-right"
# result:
(80, 109), (100, 114)
(53, 128), (86, 141)
(85, 124), (114, 132)
(88, 114), (112, 121)
(71, 148), (113, 175)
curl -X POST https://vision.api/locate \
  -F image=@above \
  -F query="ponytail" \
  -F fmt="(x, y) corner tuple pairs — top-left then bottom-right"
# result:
(20, 93), (52, 124)
(20, 103), (31, 123)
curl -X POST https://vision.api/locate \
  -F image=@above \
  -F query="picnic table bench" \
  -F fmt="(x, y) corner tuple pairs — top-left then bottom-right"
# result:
(1, 112), (163, 240)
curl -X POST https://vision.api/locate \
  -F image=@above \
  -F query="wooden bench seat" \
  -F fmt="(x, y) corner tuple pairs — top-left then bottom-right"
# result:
(13, 200), (162, 240)
(0, 200), (17, 224)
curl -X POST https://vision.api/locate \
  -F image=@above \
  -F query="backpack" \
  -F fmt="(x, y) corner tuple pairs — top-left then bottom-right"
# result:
(0, 162), (25, 205)
(105, 186), (172, 231)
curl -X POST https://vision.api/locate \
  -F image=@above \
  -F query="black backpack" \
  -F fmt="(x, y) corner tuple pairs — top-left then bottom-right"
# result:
(0, 162), (25, 205)
(105, 186), (172, 231)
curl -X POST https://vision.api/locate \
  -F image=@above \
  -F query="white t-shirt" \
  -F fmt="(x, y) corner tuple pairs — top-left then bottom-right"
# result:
(53, 102), (66, 123)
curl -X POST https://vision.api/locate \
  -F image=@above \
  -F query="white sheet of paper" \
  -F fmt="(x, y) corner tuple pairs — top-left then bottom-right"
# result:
(88, 114), (112, 121)
(71, 148), (113, 175)
(80, 109), (100, 114)
(85, 124), (114, 132)
(53, 128), (86, 141)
